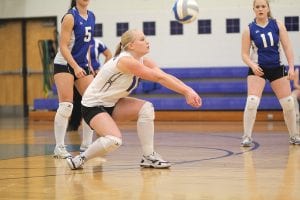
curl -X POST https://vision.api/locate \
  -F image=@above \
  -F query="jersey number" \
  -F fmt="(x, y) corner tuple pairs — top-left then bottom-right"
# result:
(84, 27), (92, 42)
(260, 32), (274, 48)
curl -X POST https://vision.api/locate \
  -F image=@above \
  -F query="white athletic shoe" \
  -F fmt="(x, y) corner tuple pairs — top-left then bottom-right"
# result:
(241, 136), (253, 147)
(140, 152), (171, 169)
(53, 145), (72, 159)
(289, 135), (300, 145)
(66, 155), (86, 170)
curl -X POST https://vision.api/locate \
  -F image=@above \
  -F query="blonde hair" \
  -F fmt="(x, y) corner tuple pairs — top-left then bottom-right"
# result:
(253, 0), (273, 18)
(114, 29), (139, 57)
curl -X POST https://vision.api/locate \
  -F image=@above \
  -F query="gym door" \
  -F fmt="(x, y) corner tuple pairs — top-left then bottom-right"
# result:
(0, 18), (57, 117)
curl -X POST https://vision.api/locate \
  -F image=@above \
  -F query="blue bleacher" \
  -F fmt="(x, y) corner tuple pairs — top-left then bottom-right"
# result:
(162, 67), (248, 78)
(33, 66), (284, 111)
(141, 96), (280, 110)
(34, 98), (58, 111)
(133, 80), (273, 94)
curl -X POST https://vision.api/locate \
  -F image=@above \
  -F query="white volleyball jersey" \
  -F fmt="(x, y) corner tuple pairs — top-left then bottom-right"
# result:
(82, 51), (140, 107)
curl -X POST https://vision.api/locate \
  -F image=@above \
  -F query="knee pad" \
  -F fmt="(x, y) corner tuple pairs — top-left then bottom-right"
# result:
(245, 95), (260, 110)
(97, 135), (122, 152)
(291, 92), (300, 104)
(57, 102), (73, 118)
(138, 101), (155, 123)
(279, 96), (294, 111)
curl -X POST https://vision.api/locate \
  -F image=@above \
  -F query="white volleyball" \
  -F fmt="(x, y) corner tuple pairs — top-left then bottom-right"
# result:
(173, 0), (199, 24)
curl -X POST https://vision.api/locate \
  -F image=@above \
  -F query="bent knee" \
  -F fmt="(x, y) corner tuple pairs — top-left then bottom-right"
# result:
(280, 96), (294, 111)
(57, 102), (73, 118)
(101, 135), (122, 152)
(138, 101), (155, 122)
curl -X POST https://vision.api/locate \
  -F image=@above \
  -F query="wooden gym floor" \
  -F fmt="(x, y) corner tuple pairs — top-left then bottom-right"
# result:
(0, 115), (299, 200)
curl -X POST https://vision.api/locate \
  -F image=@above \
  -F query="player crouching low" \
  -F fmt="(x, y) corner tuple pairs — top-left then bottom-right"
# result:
(66, 29), (201, 170)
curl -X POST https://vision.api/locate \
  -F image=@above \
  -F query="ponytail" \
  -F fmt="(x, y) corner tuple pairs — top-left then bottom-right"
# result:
(70, 0), (76, 9)
(114, 43), (122, 57)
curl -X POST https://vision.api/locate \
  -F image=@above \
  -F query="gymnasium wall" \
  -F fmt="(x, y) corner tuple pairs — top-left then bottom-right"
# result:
(0, 0), (299, 68)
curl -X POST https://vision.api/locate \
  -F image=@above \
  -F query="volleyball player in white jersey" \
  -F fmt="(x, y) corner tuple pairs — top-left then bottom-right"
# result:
(53, 0), (95, 158)
(241, 0), (300, 146)
(66, 29), (202, 169)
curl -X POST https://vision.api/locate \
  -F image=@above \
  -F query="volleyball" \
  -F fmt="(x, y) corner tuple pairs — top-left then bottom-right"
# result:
(172, 0), (199, 24)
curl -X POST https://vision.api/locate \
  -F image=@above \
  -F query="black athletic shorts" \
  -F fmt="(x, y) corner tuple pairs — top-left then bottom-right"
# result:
(53, 64), (92, 80)
(81, 104), (115, 125)
(248, 65), (288, 82)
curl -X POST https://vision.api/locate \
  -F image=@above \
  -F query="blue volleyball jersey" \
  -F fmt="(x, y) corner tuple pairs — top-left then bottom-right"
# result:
(249, 19), (282, 68)
(90, 38), (108, 70)
(54, 7), (95, 67)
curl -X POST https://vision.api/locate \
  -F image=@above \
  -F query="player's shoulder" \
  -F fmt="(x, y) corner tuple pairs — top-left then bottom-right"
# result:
(88, 10), (96, 19)
(272, 18), (284, 27)
(61, 8), (75, 23)
(247, 20), (256, 29)
(242, 25), (250, 35)
(88, 9), (95, 15)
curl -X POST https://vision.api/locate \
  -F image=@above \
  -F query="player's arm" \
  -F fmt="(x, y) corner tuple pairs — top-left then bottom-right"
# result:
(117, 56), (201, 108)
(87, 46), (95, 75)
(102, 49), (112, 64)
(117, 56), (188, 94)
(143, 57), (186, 86)
(293, 68), (300, 89)
(241, 27), (263, 76)
(60, 14), (86, 77)
(277, 20), (295, 80)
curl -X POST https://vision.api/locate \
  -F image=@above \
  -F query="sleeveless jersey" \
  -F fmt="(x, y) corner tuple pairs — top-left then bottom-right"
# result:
(82, 51), (140, 107)
(90, 38), (108, 71)
(249, 18), (282, 68)
(54, 7), (95, 67)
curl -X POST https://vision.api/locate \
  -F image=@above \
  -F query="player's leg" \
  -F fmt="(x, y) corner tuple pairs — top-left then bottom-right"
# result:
(242, 75), (265, 147)
(113, 97), (171, 168)
(272, 77), (300, 145)
(80, 119), (94, 152)
(75, 75), (95, 152)
(53, 72), (74, 158)
(67, 87), (82, 131)
(67, 109), (122, 170)
(291, 90), (300, 122)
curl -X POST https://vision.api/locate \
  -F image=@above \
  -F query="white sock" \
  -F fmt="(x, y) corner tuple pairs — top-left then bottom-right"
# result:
(82, 135), (122, 160)
(137, 102), (155, 156)
(137, 121), (154, 156)
(292, 93), (300, 121)
(81, 119), (94, 147)
(54, 102), (73, 147)
(279, 96), (298, 137)
(243, 95), (260, 138)
(54, 112), (68, 146)
(243, 110), (257, 138)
